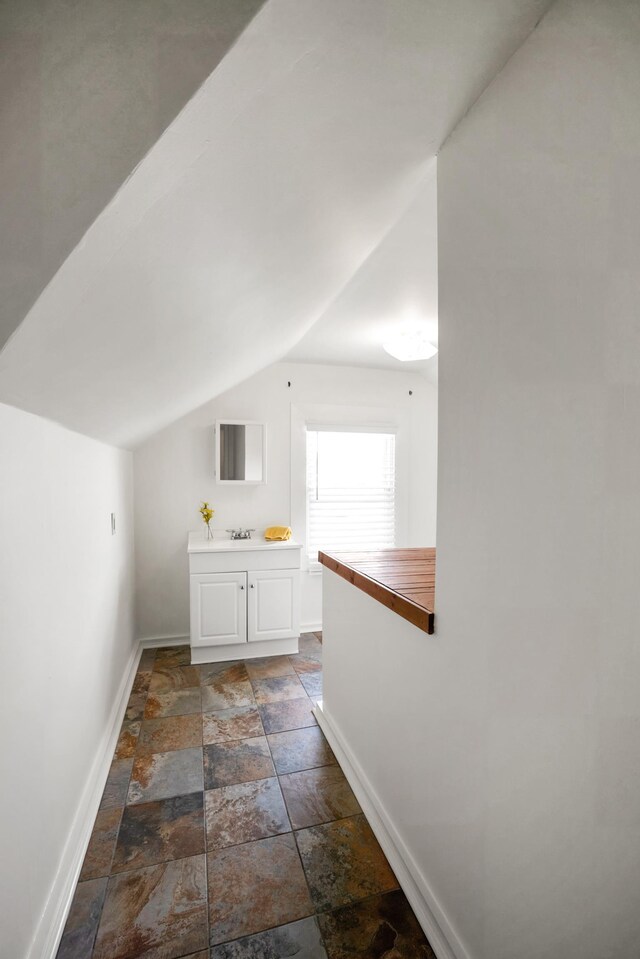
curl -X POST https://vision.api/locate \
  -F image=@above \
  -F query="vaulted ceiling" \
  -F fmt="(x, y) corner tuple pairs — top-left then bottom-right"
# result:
(0, 0), (266, 352)
(287, 165), (439, 381)
(0, 0), (553, 448)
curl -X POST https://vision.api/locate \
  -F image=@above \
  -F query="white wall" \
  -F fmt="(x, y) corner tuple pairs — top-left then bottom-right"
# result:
(0, 403), (135, 959)
(320, 572), (471, 959)
(436, 2), (639, 957)
(319, 4), (640, 958)
(134, 361), (437, 640)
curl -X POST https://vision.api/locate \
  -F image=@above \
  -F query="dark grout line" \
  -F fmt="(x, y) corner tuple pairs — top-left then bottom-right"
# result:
(79, 804), (125, 884)
(202, 732), (211, 953)
(262, 696), (332, 957)
(208, 912), (321, 951)
(205, 821), (293, 857)
(106, 838), (207, 878)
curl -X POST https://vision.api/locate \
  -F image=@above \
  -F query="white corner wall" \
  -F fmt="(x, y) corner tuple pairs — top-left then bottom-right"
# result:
(134, 361), (437, 641)
(431, 2), (640, 957)
(0, 403), (135, 959)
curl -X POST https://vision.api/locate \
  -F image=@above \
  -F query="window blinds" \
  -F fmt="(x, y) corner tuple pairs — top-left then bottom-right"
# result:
(306, 429), (396, 564)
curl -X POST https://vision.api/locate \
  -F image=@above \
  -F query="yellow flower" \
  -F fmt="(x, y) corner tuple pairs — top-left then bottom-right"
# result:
(199, 501), (215, 528)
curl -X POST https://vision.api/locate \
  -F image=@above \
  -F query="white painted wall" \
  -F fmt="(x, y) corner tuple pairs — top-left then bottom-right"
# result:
(0, 403), (135, 959)
(437, 3), (640, 954)
(134, 361), (437, 640)
(320, 573), (471, 959)
(321, 4), (640, 959)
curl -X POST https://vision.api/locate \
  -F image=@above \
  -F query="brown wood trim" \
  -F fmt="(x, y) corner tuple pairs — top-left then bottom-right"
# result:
(318, 547), (435, 634)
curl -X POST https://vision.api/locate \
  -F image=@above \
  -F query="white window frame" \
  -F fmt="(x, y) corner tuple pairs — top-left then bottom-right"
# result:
(290, 403), (408, 578)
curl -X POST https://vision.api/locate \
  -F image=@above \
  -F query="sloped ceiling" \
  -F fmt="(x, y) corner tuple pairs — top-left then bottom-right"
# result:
(0, 0), (552, 449)
(0, 0), (266, 351)
(287, 165), (439, 382)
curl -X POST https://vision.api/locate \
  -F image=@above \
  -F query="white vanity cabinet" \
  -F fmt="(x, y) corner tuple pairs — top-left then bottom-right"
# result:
(190, 571), (247, 648)
(187, 533), (301, 663)
(248, 569), (299, 643)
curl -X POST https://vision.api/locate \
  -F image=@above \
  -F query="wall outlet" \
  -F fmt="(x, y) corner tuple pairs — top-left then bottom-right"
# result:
(111, 512), (116, 535)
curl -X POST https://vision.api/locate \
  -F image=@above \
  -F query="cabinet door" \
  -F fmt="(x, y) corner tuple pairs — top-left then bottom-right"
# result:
(247, 569), (300, 643)
(190, 572), (247, 647)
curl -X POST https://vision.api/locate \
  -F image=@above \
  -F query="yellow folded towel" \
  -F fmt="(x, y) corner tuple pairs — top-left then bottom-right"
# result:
(264, 525), (292, 541)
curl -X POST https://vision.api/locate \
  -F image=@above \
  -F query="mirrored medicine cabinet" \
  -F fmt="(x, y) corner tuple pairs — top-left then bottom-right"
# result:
(215, 420), (267, 484)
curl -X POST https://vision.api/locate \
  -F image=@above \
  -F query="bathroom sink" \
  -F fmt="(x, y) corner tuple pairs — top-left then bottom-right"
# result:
(187, 532), (300, 553)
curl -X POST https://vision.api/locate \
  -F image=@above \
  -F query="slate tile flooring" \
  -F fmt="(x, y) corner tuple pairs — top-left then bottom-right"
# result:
(203, 704), (264, 744)
(204, 737), (275, 789)
(57, 633), (435, 959)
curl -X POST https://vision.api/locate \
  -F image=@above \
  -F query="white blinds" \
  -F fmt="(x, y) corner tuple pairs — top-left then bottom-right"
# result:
(306, 429), (396, 564)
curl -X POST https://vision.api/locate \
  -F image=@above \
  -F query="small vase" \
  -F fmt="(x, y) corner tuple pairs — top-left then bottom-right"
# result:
(206, 523), (214, 540)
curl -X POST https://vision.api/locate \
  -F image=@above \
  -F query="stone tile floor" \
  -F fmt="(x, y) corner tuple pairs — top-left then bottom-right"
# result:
(57, 633), (435, 958)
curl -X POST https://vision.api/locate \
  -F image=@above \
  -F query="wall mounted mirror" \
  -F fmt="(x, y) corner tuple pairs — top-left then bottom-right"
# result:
(215, 420), (267, 484)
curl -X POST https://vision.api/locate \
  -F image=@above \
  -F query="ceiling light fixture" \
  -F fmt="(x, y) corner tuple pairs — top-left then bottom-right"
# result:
(383, 324), (438, 362)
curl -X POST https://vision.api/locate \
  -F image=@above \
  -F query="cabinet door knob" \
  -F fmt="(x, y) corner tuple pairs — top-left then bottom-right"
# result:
(250, 583), (255, 588)
(240, 584), (245, 590)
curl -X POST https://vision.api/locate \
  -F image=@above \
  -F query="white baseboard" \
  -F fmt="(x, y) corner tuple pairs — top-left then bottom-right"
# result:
(314, 703), (471, 959)
(142, 633), (323, 653)
(191, 636), (298, 664)
(139, 633), (190, 648)
(32, 641), (142, 959)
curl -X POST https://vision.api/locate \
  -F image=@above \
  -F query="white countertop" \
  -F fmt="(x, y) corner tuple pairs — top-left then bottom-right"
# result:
(187, 531), (302, 553)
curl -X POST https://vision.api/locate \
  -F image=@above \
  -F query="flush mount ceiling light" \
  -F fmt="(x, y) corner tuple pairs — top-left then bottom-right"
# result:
(383, 324), (438, 362)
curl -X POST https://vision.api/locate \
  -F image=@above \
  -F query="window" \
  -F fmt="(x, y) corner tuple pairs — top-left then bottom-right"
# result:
(306, 428), (396, 564)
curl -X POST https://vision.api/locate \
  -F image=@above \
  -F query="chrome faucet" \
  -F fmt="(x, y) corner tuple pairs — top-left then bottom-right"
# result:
(226, 528), (255, 540)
